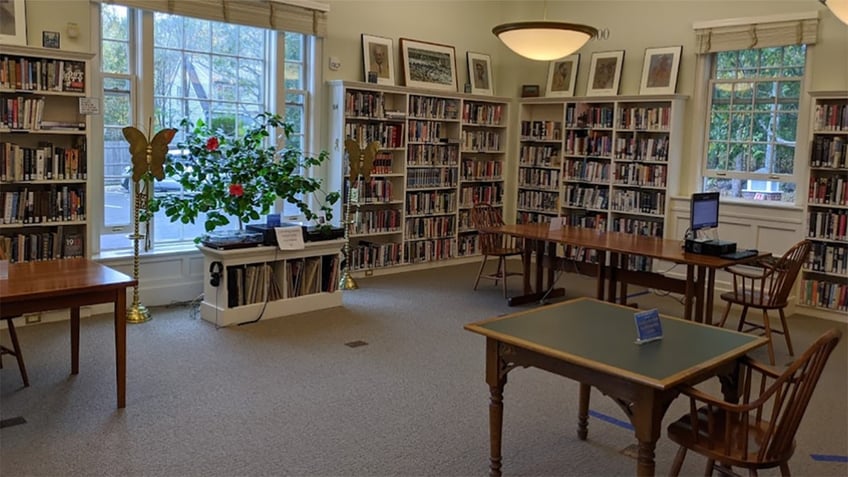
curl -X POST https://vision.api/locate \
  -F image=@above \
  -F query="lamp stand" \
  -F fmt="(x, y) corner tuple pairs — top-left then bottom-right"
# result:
(127, 177), (151, 323)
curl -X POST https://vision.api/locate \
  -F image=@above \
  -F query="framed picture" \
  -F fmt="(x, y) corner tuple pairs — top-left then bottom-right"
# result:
(521, 85), (540, 98)
(467, 51), (493, 96)
(639, 46), (683, 95)
(586, 50), (625, 97)
(546, 54), (579, 97)
(361, 34), (395, 86)
(0, 0), (27, 46)
(399, 38), (458, 92)
(42, 31), (60, 49)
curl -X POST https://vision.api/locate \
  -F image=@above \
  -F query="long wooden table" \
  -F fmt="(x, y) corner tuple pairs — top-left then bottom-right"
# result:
(0, 259), (136, 408)
(464, 297), (768, 476)
(499, 223), (768, 323)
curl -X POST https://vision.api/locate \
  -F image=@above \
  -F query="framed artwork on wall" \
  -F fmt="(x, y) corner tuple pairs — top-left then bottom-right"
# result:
(399, 38), (458, 92)
(467, 51), (493, 96)
(0, 0), (28, 46)
(361, 34), (395, 86)
(639, 46), (682, 95)
(546, 54), (579, 97)
(586, 50), (625, 97)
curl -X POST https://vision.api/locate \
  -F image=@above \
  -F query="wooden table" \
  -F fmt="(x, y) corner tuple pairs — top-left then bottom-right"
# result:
(499, 223), (768, 323)
(0, 259), (136, 408)
(464, 298), (767, 476)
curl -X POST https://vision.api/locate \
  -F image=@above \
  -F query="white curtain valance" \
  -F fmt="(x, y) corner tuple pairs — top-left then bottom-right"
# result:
(693, 12), (818, 54)
(93, 0), (328, 37)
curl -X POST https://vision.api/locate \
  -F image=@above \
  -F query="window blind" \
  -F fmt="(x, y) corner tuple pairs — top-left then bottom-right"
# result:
(693, 12), (818, 53)
(94, 0), (328, 36)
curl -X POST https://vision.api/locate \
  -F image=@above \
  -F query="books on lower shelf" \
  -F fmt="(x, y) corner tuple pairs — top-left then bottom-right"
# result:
(225, 255), (339, 308)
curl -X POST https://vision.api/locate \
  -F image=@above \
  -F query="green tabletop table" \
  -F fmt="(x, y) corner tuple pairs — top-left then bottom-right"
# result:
(464, 297), (767, 477)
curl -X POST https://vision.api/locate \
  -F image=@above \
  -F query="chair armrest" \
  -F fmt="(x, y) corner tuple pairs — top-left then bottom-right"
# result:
(678, 385), (749, 412)
(740, 355), (782, 379)
(723, 265), (770, 279)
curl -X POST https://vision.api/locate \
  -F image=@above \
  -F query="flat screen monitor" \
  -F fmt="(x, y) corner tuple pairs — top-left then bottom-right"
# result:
(690, 192), (720, 232)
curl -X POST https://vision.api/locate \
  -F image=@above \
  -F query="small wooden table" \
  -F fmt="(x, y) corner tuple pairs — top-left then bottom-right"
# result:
(0, 259), (136, 408)
(464, 298), (767, 476)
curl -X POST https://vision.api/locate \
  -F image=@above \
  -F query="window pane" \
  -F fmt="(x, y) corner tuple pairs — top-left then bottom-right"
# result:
(706, 142), (727, 169)
(154, 14), (182, 47)
(285, 32), (303, 61)
(240, 28), (264, 58)
(239, 58), (264, 103)
(212, 23), (237, 55)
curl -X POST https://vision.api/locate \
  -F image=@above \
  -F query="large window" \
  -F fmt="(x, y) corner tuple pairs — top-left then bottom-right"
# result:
(99, 5), (309, 251)
(702, 45), (806, 203)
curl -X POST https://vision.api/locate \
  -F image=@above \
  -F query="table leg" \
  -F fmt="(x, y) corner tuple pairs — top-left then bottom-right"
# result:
(607, 253), (618, 303)
(577, 383), (590, 440)
(485, 338), (506, 477)
(70, 306), (80, 375)
(596, 250), (606, 300)
(694, 266), (706, 324)
(546, 241), (556, 291)
(630, 389), (674, 477)
(684, 264), (695, 321)
(522, 242), (532, 294)
(115, 289), (127, 409)
(534, 240), (544, 294)
(705, 268), (716, 325)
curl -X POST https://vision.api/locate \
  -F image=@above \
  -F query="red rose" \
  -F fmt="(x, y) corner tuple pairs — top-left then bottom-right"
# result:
(206, 137), (219, 151)
(229, 184), (244, 197)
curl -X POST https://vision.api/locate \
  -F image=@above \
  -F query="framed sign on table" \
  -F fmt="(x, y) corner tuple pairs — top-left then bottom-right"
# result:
(400, 38), (458, 92)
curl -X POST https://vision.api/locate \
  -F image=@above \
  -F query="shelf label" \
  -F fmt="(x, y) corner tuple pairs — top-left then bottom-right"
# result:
(79, 97), (100, 115)
(275, 225), (305, 250)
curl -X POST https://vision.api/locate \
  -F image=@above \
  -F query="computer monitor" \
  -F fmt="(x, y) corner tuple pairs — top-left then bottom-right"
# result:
(690, 192), (720, 233)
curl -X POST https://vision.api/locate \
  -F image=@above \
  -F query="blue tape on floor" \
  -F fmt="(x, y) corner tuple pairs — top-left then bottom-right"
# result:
(810, 454), (848, 463)
(589, 409), (634, 431)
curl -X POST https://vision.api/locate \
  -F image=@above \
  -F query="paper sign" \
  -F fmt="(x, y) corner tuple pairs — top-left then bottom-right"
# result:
(634, 308), (663, 344)
(549, 217), (565, 231)
(275, 225), (305, 250)
(79, 97), (100, 115)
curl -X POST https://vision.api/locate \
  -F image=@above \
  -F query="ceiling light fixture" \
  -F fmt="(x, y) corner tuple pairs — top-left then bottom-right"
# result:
(492, 1), (598, 61)
(820, 0), (848, 25)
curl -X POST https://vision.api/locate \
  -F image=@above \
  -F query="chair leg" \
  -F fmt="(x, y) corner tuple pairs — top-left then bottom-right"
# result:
(718, 301), (733, 328)
(473, 256), (488, 291)
(704, 458), (715, 476)
(669, 446), (687, 477)
(762, 309), (776, 365)
(778, 308), (794, 356)
(5, 318), (29, 387)
(499, 257), (508, 298)
(737, 305), (749, 332)
(748, 469), (759, 477)
(779, 462), (791, 476)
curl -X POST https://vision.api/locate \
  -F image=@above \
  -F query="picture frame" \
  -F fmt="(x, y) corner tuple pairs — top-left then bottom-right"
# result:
(42, 30), (60, 49)
(639, 46), (683, 95)
(0, 0), (27, 46)
(586, 50), (625, 97)
(361, 34), (395, 86)
(546, 54), (579, 97)
(399, 38), (458, 92)
(467, 51), (493, 96)
(521, 84), (540, 98)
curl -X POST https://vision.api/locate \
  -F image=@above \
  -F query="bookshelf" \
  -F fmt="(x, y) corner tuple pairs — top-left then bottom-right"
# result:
(0, 45), (93, 262)
(198, 240), (344, 327)
(517, 95), (686, 269)
(327, 80), (509, 274)
(800, 92), (848, 317)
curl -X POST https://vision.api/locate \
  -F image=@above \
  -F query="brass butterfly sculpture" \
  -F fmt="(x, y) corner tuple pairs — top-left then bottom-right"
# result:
(344, 139), (380, 181)
(122, 125), (178, 182)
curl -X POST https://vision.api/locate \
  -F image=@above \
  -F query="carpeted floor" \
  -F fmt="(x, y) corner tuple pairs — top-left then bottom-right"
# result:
(1, 262), (846, 476)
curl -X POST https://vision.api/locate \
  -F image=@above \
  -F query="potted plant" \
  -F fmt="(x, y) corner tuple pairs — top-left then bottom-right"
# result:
(148, 112), (339, 242)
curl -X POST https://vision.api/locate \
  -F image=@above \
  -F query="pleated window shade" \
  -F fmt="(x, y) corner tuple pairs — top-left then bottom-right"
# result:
(694, 14), (818, 54)
(93, 0), (328, 36)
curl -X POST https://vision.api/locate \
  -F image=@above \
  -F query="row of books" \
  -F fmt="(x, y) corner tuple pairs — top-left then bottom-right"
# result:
(407, 143), (459, 166)
(612, 217), (664, 237)
(461, 159), (502, 180)
(1, 186), (85, 224)
(407, 119), (448, 143)
(806, 242), (848, 276)
(518, 211), (554, 223)
(351, 177), (394, 203)
(345, 123), (404, 149)
(459, 184), (503, 207)
(566, 104), (615, 129)
(404, 216), (456, 240)
(610, 189), (666, 215)
(0, 230), (83, 263)
(226, 263), (280, 307)
(810, 136), (845, 168)
(350, 208), (401, 235)
(520, 120), (561, 141)
(614, 137), (670, 162)
(518, 189), (559, 212)
(563, 185), (608, 210)
(462, 103), (504, 126)
(807, 210), (848, 242)
(404, 237), (456, 263)
(565, 212), (606, 230)
(564, 131), (613, 157)
(799, 279), (848, 311)
(1, 96), (43, 130)
(371, 152), (394, 174)
(408, 96), (459, 120)
(350, 240), (402, 270)
(456, 234), (480, 256)
(461, 129), (502, 152)
(564, 159), (607, 183)
(0, 56), (85, 92)
(813, 102), (848, 132)
(1, 141), (87, 181)
(519, 145), (561, 168)
(406, 190), (456, 215)
(225, 255), (340, 308)
(344, 90), (389, 119)
(521, 166), (561, 189)
(612, 163), (668, 188)
(808, 175), (847, 206)
(406, 168), (457, 189)
(616, 106), (671, 130)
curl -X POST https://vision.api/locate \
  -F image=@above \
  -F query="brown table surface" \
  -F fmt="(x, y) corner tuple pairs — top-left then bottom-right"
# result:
(1, 259), (136, 408)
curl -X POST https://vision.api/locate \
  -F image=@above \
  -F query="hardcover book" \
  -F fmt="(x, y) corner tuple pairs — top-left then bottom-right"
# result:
(62, 61), (85, 93)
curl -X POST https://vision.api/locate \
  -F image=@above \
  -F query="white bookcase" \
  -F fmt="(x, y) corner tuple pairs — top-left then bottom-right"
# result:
(327, 80), (509, 274)
(800, 92), (847, 317)
(199, 240), (344, 327)
(0, 45), (94, 262)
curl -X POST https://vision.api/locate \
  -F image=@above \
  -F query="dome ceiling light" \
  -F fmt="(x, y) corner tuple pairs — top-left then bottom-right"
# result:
(820, 0), (848, 25)
(492, 1), (598, 61)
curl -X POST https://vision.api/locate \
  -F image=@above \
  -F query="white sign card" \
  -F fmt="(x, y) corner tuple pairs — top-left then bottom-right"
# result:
(549, 217), (565, 231)
(274, 225), (305, 250)
(634, 308), (663, 344)
(78, 97), (100, 115)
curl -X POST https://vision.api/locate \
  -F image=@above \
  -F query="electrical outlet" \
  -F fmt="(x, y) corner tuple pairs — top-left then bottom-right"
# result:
(24, 313), (42, 324)
(365, 269), (374, 277)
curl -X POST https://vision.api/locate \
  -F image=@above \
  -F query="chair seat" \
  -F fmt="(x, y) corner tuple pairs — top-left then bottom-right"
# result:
(668, 407), (794, 468)
(488, 247), (522, 257)
(720, 290), (785, 310)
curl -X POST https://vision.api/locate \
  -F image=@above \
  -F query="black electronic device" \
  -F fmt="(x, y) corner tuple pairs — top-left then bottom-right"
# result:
(684, 238), (737, 256)
(209, 261), (223, 287)
(246, 223), (345, 246)
(720, 249), (758, 260)
(245, 224), (278, 246)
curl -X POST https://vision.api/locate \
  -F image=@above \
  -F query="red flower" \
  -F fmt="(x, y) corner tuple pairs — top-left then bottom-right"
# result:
(229, 184), (244, 197)
(205, 137), (219, 151)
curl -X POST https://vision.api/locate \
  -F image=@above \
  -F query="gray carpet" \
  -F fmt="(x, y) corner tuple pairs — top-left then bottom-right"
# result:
(1, 262), (846, 476)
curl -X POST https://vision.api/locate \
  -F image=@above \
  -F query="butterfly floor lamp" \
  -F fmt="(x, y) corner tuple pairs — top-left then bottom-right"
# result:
(121, 123), (177, 324)
(340, 139), (380, 290)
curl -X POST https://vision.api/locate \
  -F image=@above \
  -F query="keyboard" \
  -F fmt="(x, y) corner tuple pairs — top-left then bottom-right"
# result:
(720, 249), (758, 260)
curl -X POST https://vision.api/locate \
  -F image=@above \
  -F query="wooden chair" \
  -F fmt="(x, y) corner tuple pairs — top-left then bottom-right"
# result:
(667, 328), (842, 477)
(470, 203), (523, 297)
(717, 240), (811, 365)
(0, 249), (29, 387)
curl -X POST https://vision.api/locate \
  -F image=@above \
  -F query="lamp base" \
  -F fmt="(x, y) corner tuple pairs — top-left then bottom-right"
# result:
(338, 271), (359, 290)
(127, 304), (151, 324)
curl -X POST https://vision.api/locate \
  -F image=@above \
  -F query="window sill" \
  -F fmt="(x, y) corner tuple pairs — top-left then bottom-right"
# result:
(93, 242), (201, 263)
(672, 195), (804, 212)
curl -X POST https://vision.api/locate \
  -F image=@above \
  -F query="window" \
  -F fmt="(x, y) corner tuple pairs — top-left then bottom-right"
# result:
(99, 5), (310, 251)
(702, 45), (806, 203)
